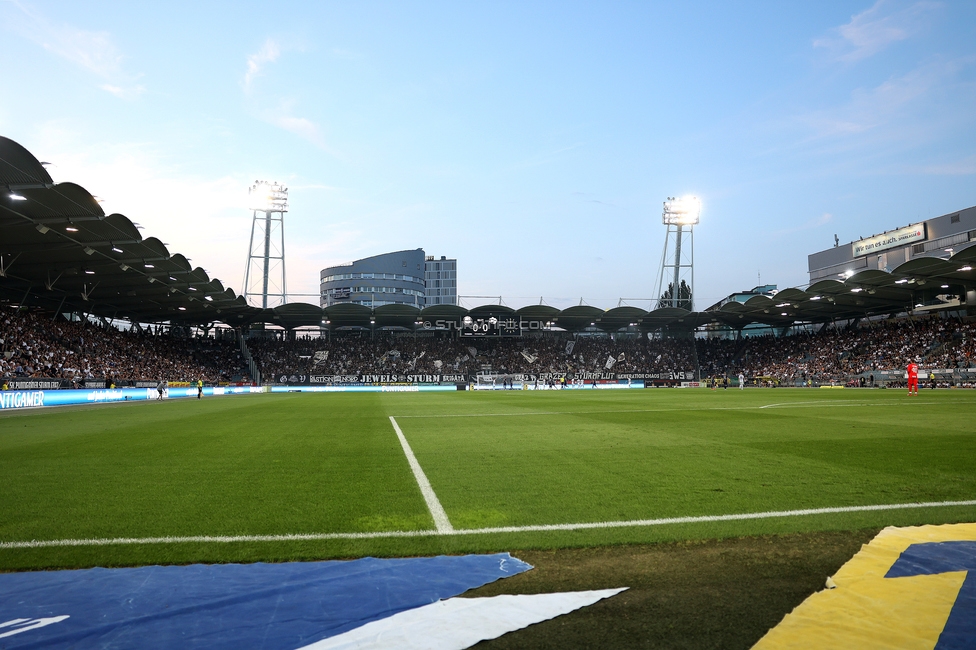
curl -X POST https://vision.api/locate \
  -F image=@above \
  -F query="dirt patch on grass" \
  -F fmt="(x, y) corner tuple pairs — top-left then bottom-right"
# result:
(466, 529), (878, 649)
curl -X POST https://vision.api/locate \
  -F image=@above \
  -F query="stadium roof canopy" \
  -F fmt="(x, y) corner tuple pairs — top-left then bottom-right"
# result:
(3, 135), (975, 331)
(0, 136), (258, 327)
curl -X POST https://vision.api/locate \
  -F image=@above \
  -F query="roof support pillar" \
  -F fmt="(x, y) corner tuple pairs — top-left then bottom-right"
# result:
(52, 294), (67, 321)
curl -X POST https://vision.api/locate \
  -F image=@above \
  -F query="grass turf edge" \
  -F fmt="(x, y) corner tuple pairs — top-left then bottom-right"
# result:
(467, 528), (880, 650)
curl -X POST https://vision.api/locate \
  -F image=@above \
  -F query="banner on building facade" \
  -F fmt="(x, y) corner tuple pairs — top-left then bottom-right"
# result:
(852, 223), (926, 257)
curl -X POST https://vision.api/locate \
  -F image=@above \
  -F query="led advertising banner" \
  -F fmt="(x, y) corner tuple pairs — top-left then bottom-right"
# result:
(852, 223), (926, 257)
(0, 386), (266, 411)
(0, 388), (153, 410)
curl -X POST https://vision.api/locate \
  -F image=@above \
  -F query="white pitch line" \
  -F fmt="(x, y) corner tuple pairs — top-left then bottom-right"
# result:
(389, 415), (454, 534)
(3, 499), (975, 550)
(396, 398), (955, 419)
(0, 530), (434, 549)
(450, 499), (976, 535)
(759, 400), (873, 409)
(395, 403), (879, 419)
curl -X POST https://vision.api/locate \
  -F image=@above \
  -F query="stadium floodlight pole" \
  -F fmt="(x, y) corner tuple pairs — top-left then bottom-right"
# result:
(242, 181), (288, 309)
(655, 196), (700, 310)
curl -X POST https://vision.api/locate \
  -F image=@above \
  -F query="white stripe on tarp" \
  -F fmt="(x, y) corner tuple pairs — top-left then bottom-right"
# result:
(389, 415), (454, 533)
(2, 499), (975, 549)
(297, 588), (628, 650)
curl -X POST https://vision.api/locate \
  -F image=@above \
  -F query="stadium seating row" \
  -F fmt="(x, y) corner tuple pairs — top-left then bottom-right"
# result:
(3, 303), (974, 386)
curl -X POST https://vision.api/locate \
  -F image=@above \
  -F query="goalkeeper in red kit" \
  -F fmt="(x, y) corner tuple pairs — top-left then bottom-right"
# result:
(907, 361), (919, 396)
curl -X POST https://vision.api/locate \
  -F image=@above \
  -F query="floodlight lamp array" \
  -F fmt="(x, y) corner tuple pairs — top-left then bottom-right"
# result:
(249, 180), (289, 212)
(662, 195), (701, 226)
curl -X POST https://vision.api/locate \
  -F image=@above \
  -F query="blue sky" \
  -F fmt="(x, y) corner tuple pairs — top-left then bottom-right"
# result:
(2, 0), (974, 310)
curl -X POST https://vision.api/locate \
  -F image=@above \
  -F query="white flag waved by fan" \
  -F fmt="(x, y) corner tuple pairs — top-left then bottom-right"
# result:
(605, 356), (616, 370)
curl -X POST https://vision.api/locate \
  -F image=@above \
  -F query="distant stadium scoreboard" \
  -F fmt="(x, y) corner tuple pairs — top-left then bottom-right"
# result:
(460, 317), (547, 337)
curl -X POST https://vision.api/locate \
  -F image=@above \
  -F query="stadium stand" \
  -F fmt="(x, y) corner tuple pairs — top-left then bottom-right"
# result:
(248, 334), (696, 380)
(3, 304), (975, 390)
(698, 316), (976, 385)
(243, 315), (975, 387)
(0, 304), (250, 386)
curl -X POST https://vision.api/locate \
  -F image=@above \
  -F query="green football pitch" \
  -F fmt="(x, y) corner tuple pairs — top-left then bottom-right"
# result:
(1, 388), (975, 571)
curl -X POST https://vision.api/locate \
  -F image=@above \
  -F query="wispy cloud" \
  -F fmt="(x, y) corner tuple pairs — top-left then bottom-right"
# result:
(243, 38), (280, 92)
(814, 0), (941, 62)
(242, 39), (343, 157)
(268, 113), (322, 145)
(99, 83), (144, 100)
(792, 56), (971, 144)
(5, 0), (144, 98)
(261, 100), (343, 158)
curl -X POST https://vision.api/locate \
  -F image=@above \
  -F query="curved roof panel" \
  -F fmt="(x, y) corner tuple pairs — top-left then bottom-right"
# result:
(950, 243), (976, 263)
(0, 136), (54, 186)
(273, 302), (325, 329)
(515, 304), (561, 321)
(374, 303), (421, 329)
(420, 304), (468, 322)
(467, 304), (516, 319)
(324, 303), (372, 328)
(553, 305), (603, 331)
(597, 306), (648, 331)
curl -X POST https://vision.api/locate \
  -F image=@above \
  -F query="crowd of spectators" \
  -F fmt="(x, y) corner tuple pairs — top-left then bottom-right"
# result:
(249, 334), (698, 380)
(1, 305), (250, 384)
(697, 316), (976, 384)
(4, 301), (974, 387)
(252, 315), (974, 385)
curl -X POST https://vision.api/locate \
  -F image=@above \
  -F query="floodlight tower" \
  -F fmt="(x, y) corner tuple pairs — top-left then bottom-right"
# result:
(654, 196), (700, 310)
(243, 180), (288, 308)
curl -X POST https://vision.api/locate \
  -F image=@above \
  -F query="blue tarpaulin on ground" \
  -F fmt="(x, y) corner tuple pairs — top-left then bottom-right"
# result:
(0, 553), (532, 649)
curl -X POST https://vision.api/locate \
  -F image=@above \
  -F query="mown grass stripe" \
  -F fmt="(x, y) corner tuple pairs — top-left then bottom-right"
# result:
(3, 499), (974, 550)
(389, 415), (454, 533)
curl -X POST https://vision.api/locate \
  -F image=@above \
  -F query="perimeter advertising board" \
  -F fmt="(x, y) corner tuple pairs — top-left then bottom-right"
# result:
(277, 373), (467, 386)
(474, 371), (694, 384)
(0, 386), (267, 411)
(274, 371), (694, 386)
(0, 378), (70, 390)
